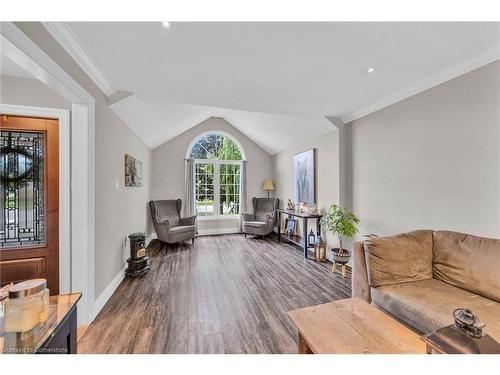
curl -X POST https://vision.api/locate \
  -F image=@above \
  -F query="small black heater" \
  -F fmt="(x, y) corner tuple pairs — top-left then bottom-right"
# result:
(126, 232), (150, 276)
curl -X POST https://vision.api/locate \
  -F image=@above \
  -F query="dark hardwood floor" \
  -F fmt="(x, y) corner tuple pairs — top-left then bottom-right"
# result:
(78, 234), (351, 354)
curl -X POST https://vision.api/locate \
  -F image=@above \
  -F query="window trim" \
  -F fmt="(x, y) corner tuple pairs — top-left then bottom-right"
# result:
(193, 159), (242, 220)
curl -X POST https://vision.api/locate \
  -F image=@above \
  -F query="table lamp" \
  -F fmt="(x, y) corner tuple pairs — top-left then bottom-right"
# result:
(262, 180), (275, 198)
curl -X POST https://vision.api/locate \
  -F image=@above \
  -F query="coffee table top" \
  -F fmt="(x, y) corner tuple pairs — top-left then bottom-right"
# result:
(287, 297), (426, 354)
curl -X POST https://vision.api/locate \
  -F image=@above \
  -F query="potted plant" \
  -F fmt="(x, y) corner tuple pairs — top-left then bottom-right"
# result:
(320, 204), (360, 264)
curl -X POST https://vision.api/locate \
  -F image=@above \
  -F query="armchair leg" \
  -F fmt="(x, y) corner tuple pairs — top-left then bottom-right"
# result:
(192, 238), (195, 245)
(244, 233), (247, 238)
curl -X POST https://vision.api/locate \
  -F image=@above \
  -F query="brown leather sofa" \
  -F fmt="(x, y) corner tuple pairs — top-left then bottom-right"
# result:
(352, 230), (500, 341)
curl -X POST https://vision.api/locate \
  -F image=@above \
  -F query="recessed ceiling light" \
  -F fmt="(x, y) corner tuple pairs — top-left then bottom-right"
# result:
(367, 67), (376, 74)
(162, 21), (170, 28)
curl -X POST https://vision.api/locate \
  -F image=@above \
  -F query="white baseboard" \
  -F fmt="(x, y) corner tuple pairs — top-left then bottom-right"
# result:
(146, 232), (156, 245)
(93, 264), (127, 320)
(92, 232), (155, 321)
(197, 227), (240, 236)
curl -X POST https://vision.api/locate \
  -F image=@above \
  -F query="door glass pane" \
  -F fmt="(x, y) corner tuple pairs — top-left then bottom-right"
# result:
(0, 130), (45, 248)
(220, 163), (240, 215)
(194, 163), (215, 216)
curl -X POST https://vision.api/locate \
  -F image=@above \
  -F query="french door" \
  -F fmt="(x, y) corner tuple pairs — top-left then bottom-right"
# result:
(0, 115), (59, 294)
(194, 160), (241, 217)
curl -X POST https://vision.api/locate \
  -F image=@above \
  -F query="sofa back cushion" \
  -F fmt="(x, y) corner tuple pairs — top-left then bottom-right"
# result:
(364, 230), (433, 287)
(433, 230), (500, 303)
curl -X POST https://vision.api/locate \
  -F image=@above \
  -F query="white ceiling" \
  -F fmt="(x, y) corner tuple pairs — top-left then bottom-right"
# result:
(110, 96), (335, 152)
(56, 22), (500, 153)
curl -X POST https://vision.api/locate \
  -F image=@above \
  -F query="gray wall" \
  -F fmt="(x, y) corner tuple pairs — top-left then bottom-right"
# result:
(13, 23), (153, 298)
(152, 117), (273, 233)
(271, 61), (500, 253)
(1, 74), (71, 109)
(271, 130), (340, 259)
(349, 60), (499, 239)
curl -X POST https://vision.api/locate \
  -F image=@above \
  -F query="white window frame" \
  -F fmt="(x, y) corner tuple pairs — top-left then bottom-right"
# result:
(193, 159), (242, 221)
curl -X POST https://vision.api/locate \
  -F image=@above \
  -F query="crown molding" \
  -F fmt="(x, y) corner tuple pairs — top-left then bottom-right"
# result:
(42, 22), (115, 97)
(341, 47), (500, 124)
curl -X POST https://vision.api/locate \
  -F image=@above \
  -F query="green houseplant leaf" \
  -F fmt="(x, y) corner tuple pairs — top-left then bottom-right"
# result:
(320, 204), (360, 253)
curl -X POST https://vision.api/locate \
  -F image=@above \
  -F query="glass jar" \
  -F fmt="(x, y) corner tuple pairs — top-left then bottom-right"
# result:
(4, 279), (49, 333)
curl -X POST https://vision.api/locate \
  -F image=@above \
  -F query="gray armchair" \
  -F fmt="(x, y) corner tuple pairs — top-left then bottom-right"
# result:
(149, 199), (196, 246)
(242, 197), (279, 238)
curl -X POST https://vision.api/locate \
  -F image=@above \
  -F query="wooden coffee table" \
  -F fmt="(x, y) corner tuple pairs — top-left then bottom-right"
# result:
(287, 297), (426, 354)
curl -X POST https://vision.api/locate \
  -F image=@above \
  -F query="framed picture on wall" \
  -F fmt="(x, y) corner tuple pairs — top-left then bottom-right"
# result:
(124, 154), (143, 187)
(293, 149), (316, 205)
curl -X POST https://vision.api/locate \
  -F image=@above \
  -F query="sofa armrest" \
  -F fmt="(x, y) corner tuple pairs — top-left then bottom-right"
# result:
(352, 240), (371, 303)
(179, 215), (196, 226)
(241, 213), (255, 221)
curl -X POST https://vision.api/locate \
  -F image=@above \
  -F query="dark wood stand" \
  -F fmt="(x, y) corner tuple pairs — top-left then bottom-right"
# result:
(277, 209), (323, 258)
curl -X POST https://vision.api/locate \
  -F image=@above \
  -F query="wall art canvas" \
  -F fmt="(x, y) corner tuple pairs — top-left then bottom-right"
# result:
(125, 154), (143, 187)
(293, 149), (315, 205)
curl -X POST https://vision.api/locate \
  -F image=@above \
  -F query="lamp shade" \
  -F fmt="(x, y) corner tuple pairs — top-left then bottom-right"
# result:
(262, 179), (275, 191)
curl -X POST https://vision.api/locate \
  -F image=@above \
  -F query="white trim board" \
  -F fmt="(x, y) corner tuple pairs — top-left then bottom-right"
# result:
(197, 228), (240, 236)
(93, 264), (127, 320)
(341, 48), (500, 123)
(41, 22), (115, 98)
(146, 232), (155, 246)
(95, 231), (154, 318)
(1, 22), (96, 325)
(0, 104), (71, 294)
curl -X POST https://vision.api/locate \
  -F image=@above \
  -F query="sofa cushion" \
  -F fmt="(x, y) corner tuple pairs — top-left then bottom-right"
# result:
(433, 230), (500, 303)
(371, 278), (500, 341)
(363, 230), (433, 287)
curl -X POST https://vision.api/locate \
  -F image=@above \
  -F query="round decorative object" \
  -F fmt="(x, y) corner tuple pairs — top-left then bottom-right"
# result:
(8, 278), (47, 299)
(331, 248), (351, 264)
(0, 147), (34, 182)
(453, 308), (485, 338)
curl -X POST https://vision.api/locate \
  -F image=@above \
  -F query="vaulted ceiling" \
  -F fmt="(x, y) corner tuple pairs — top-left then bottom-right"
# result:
(43, 22), (499, 153)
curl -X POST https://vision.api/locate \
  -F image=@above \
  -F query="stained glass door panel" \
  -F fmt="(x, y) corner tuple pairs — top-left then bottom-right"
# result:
(0, 115), (59, 294)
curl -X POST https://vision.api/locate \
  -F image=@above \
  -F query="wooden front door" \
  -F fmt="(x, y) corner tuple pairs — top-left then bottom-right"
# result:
(0, 115), (59, 295)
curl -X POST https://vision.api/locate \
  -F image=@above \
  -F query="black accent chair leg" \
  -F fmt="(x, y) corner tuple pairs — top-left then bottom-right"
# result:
(192, 237), (195, 245)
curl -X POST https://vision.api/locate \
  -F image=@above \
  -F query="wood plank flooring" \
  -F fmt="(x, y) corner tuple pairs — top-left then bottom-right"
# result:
(78, 234), (351, 354)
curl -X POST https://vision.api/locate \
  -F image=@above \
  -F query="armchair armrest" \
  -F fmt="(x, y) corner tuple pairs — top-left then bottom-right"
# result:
(179, 215), (196, 226)
(156, 218), (171, 231)
(265, 212), (277, 229)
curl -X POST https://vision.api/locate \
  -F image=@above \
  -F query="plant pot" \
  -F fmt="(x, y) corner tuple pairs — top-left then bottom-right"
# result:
(331, 248), (351, 264)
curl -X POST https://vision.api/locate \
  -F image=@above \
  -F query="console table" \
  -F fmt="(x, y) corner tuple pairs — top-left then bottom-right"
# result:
(1, 293), (81, 354)
(277, 209), (323, 258)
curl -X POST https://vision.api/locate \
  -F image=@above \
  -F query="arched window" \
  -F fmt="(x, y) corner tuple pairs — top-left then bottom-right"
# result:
(188, 132), (245, 217)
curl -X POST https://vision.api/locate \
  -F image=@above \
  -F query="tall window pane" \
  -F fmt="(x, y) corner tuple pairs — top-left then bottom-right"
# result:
(194, 163), (215, 216)
(220, 164), (240, 215)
